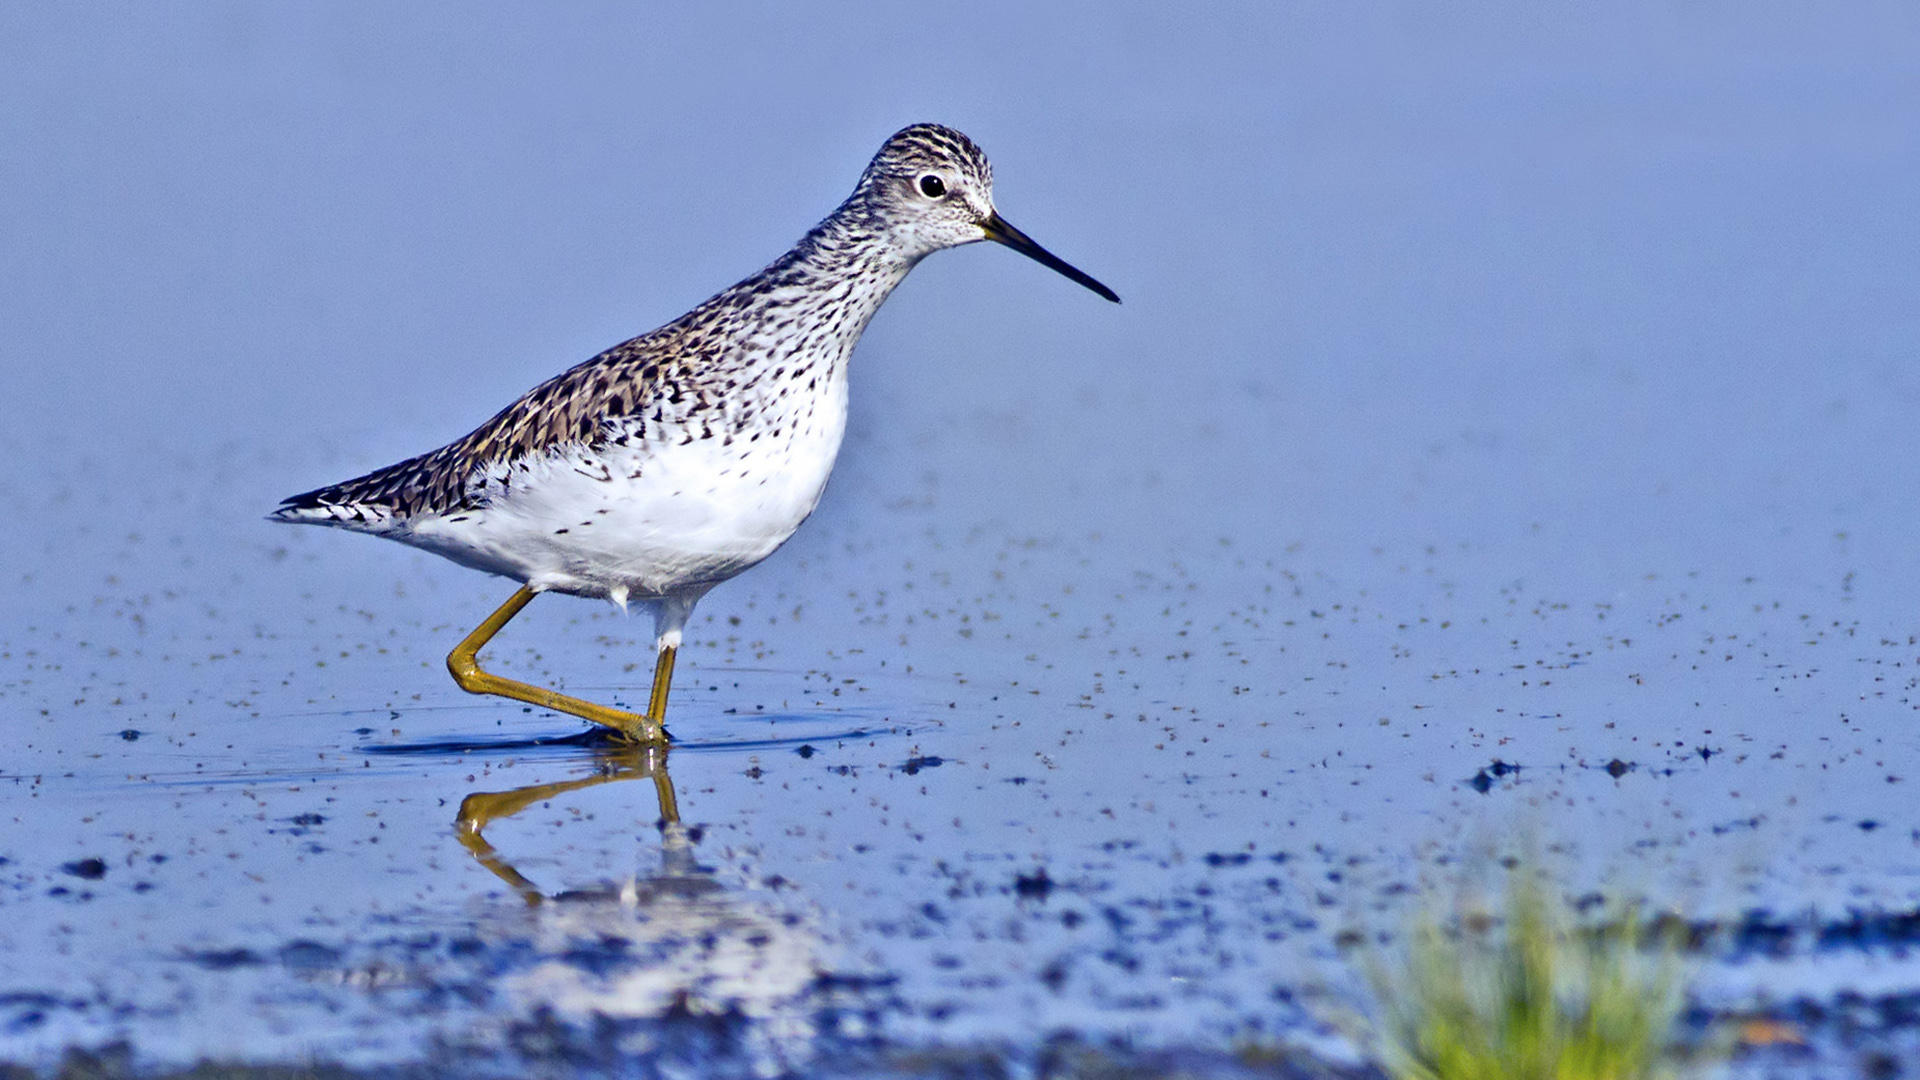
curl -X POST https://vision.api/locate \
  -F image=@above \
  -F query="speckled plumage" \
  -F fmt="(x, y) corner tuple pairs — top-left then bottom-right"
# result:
(278, 126), (993, 525)
(272, 123), (1116, 740)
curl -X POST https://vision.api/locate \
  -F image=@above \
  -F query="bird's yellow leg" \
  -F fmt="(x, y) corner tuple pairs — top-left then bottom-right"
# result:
(646, 643), (677, 725)
(446, 585), (668, 745)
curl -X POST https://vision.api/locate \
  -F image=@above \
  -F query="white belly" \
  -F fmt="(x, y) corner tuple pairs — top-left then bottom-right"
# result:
(404, 381), (848, 601)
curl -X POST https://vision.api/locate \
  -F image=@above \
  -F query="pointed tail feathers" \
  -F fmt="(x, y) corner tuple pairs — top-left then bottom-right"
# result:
(269, 485), (401, 530)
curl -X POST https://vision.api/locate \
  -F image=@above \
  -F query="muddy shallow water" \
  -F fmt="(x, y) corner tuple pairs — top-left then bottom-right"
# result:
(4, 5), (1919, 1077)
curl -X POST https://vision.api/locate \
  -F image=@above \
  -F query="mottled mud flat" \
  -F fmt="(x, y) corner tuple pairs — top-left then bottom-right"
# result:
(7, 1038), (1380, 1080)
(5, 441), (1917, 1077)
(5, 4), (1919, 1079)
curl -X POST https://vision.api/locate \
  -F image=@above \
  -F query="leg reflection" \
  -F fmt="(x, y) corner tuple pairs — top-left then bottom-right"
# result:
(445, 743), (831, 1044)
(455, 743), (685, 905)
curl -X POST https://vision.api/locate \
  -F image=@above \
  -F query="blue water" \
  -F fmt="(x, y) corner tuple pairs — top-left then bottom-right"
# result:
(3, 4), (1918, 1075)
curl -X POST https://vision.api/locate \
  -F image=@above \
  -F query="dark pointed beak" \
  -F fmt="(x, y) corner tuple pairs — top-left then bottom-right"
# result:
(981, 212), (1120, 303)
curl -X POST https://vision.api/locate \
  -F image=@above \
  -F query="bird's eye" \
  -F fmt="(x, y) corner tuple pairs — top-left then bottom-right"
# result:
(918, 174), (947, 198)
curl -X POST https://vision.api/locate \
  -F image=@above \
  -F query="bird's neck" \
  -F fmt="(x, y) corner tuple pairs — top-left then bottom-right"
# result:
(692, 200), (923, 380)
(780, 208), (920, 331)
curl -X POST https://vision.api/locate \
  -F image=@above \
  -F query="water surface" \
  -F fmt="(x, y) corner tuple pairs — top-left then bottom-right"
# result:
(3, 4), (1918, 1075)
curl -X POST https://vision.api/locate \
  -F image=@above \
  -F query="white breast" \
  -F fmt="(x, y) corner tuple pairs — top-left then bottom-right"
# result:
(404, 370), (850, 601)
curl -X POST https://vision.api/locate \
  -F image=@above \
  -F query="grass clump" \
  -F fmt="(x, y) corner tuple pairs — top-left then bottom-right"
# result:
(1363, 863), (1696, 1080)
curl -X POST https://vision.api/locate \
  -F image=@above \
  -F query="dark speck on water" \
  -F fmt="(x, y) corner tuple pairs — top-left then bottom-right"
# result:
(1014, 868), (1054, 901)
(277, 941), (344, 971)
(1466, 760), (1520, 793)
(60, 859), (106, 881)
(186, 949), (265, 972)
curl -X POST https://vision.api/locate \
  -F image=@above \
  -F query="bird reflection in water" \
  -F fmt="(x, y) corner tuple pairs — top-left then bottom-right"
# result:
(456, 743), (697, 905)
(451, 745), (835, 1055)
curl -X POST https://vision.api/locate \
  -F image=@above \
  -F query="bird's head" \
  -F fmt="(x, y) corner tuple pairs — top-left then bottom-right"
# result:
(852, 123), (1118, 302)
